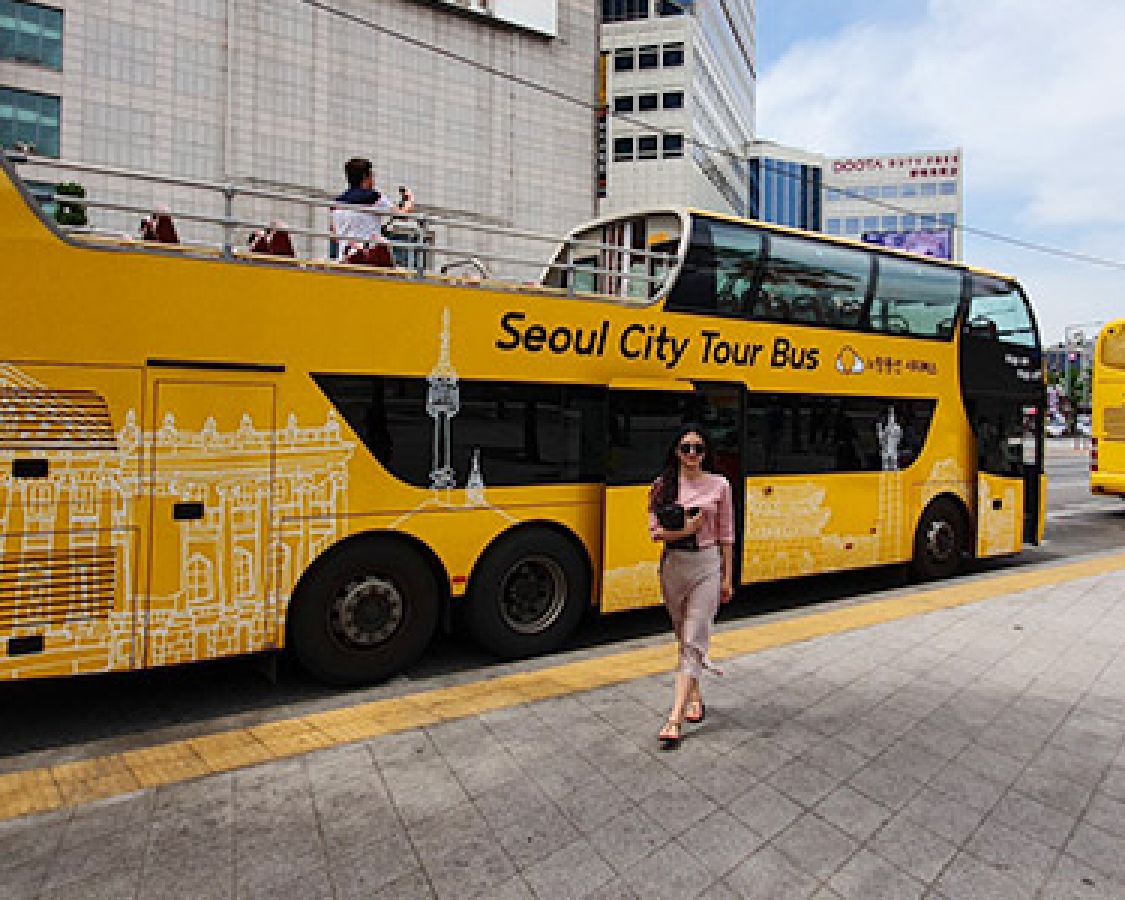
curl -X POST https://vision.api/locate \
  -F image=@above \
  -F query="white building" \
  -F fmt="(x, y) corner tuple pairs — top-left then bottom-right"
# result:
(599, 0), (756, 218)
(823, 149), (964, 261)
(0, 0), (597, 270)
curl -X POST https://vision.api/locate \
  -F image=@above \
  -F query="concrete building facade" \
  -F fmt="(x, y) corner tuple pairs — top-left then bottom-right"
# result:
(599, 0), (755, 219)
(1, 0), (598, 270)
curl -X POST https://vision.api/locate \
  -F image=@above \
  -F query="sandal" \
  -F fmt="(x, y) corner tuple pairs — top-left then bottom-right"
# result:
(685, 700), (706, 724)
(658, 719), (682, 749)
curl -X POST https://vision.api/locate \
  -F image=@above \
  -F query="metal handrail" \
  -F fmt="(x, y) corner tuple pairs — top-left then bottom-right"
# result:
(9, 154), (681, 295)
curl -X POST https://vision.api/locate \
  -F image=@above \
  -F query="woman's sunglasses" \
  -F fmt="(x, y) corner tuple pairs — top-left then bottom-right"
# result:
(679, 442), (706, 456)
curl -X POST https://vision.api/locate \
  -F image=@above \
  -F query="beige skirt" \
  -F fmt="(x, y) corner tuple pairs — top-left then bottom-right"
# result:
(660, 546), (722, 678)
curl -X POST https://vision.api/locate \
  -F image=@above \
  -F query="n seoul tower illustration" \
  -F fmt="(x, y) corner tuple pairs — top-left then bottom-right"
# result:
(427, 308), (460, 490)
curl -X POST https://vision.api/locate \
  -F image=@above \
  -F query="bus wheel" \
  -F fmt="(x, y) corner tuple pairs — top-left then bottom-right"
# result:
(288, 538), (440, 685)
(465, 527), (589, 659)
(912, 498), (966, 580)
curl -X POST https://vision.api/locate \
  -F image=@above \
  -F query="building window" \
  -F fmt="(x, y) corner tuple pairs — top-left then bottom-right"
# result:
(920, 213), (937, 230)
(881, 216), (897, 231)
(825, 218), (842, 235)
(638, 45), (659, 70)
(613, 136), (634, 161)
(662, 133), (683, 158)
(826, 188), (842, 202)
(662, 91), (684, 110)
(845, 217), (860, 234)
(0, 86), (60, 156)
(901, 183), (917, 197)
(613, 48), (635, 71)
(638, 93), (658, 111)
(921, 182), (938, 197)
(939, 180), (957, 195)
(662, 42), (685, 67)
(863, 186), (879, 199)
(0, 1), (62, 70)
(939, 212), (956, 229)
(658, 0), (685, 14)
(863, 216), (879, 231)
(637, 135), (658, 160)
(613, 95), (634, 113)
(901, 214), (917, 231)
(881, 185), (898, 199)
(602, 0), (649, 23)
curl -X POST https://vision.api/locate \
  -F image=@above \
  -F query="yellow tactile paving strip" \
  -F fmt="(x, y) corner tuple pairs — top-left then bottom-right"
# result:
(2, 551), (1124, 822)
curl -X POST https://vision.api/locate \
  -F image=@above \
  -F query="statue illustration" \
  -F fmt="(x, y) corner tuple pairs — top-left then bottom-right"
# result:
(465, 447), (486, 507)
(876, 406), (902, 471)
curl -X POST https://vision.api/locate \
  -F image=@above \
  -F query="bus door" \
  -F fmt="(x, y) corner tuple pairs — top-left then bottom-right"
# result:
(146, 377), (277, 667)
(601, 381), (744, 613)
(960, 276), (1045, 554)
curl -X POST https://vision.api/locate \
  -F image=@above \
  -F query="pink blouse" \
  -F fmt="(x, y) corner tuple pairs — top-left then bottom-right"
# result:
(649, 472), (735, 548)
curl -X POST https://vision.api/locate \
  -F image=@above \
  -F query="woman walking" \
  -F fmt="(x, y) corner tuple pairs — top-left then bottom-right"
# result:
(649, 425), (734, 749)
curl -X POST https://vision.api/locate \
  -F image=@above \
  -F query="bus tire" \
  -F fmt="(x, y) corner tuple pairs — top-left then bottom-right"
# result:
(912, 498), (966, 580)
(464, 527), (589, 660)
(288, 537), (440, 685)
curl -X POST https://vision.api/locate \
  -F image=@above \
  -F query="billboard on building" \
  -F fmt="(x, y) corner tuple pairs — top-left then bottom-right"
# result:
(432, 0), (558, 36)
(862, 229), (952, 261)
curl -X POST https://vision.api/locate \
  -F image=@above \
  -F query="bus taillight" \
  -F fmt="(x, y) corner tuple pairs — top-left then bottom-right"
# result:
(1091, 436), (1099, 472)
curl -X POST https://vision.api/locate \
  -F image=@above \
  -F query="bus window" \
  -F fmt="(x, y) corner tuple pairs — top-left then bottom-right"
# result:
(754, 235), (869, 327)
(666, 217), (763, 315)
(966, 276), (1037, 348)
(871, 257), (961, 338)
(572, 256), (598, 294)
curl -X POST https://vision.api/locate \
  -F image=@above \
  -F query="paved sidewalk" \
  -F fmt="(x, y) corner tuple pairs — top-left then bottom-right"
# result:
(5, 564), (1125, 899)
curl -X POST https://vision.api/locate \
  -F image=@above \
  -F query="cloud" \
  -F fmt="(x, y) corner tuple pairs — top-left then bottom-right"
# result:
(757, 0), (1125, 341)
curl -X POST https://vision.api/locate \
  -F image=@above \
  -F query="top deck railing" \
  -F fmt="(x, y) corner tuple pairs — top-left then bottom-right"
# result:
(3, 153), (679, 305)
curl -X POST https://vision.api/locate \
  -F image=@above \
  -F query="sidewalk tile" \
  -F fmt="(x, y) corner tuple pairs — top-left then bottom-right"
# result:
(954, 742), (1025, 787)
(725, 782), (801, 840)
(990, 789), (1077, 849)
(868, 813), (957, 884)
(0, 808), (66, 870)
(766, 759), (839, 807)
(1014, 767), (1093, 817)
(933, 850), (1028, 900)
(965, 817), (1056, 889)
(1065, 820), (1125, 883)
(323, 827), (418, 894)
(583, 878), (639, 900)
(828, 848), (925, 900)
(926, 763), (1007, 812)
(770, 813), (857, 880)
(496, 803), (581, 869)
(676, 809), (763, 877)
(1083, 790), (1125, 838)
(723, 844), (818, 900)
(847, 759), (924, 810)
(555, 776), (635, 830)
(370, 868), (435, 900)
(638, 780), (718, 836)
(38, 867), (140, 900)
(1038, 853), (1125, 900)
(620, 840), (713, 900)
(589, 809), (670, 874)
(523, 838), (614, 900)
(814, 785), (892, 842)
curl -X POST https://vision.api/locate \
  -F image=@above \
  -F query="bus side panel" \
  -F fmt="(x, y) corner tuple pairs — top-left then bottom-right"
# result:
(976, 473), (1024, 558)
(0, 363), (143, 679)
(601, 484), (662, 613)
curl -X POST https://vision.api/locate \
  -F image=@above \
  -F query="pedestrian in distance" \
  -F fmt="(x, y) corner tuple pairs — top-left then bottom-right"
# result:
(649, 424), (734, 749)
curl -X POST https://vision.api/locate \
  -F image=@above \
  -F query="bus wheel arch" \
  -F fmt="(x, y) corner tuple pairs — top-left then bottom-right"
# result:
(463, 521), (592, 660)
(912, 494), (970, 580)
(286, 531), (447, 685)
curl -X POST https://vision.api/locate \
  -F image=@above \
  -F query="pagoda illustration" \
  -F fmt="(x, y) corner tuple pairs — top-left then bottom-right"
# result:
(465, 447), (486, 506)
(426, 307), (460, 490)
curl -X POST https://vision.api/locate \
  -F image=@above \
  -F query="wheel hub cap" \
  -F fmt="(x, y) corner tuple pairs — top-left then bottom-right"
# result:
(331, 575), (403, 648)
(499, 557), (565, 635)
(926, 520), (956, 563)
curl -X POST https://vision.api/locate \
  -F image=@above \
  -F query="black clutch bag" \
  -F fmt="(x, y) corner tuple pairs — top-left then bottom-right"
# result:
(655, 503), (686, 530)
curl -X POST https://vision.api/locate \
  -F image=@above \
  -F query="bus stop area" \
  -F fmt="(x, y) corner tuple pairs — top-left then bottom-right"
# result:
(3, 551), (1125, 900)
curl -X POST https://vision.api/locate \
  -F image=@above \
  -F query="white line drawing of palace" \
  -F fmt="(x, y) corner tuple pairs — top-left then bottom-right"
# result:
(0, 365), (354, 675)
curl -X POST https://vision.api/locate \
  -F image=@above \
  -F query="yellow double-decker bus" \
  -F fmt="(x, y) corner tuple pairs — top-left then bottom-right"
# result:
(0, 154), (1045, 684)
(1091, 320), (1125, 497)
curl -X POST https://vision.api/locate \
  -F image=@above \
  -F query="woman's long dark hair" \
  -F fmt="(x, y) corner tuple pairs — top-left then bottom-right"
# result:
(650, 422), (715, 511)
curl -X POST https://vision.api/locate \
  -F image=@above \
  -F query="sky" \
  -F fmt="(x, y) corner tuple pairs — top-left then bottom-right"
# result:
(754, 0), (1125, 344)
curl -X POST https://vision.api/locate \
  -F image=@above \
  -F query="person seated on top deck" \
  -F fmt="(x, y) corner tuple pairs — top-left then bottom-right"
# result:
(139, 205), (179, 244)
(330, 157), (414, 268)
